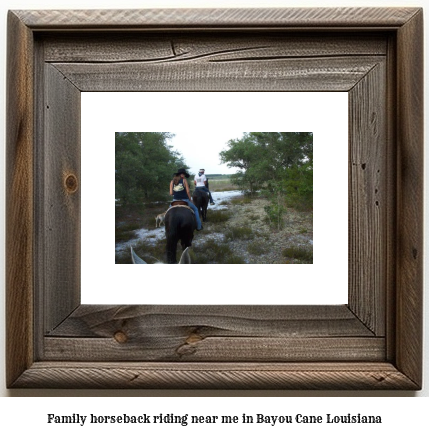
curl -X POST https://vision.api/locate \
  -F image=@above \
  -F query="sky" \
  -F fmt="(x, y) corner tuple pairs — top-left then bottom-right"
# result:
(166, 130), (246, 175)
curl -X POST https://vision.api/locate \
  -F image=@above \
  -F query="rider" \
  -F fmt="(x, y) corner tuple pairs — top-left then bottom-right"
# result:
(170, 168), (203, 231)
(194, 168), (215, 205)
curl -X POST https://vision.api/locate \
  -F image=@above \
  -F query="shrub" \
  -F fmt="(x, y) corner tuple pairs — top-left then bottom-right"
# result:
(264, 203), (286, 230)
(247, 241), (269, 255)
(230, 196), (253, 205)
(284, 163), (313, 211)
(282, 245), (313, 263)
(224, 226), (254, 241)
(193, 239), (233, 264)
(207, 210), (231, 224)
(225, 254), (247, 264)
(132, 238), (167, 263)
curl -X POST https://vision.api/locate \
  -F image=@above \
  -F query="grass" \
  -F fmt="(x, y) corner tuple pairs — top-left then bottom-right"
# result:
(208, 177), (239, 192)
(225, 254), (247, 264)
(116, 203), (169, 230)
(115, 229), (135, 244)
(230, 196), (253, 206)
(224, 226), (254, 241)
(115, 219), (147, 243)
(115, 251), (131, 264)
(190, 239), (246, 264)
(116, 236), (167, 264)
(115, 202), (169, 248)
(206, 210), (231, 224)
(192, 239), (233, 264)
(247, 241), (269, 255)
(134, 238), (167, 263)
(282, 245), (313, 264)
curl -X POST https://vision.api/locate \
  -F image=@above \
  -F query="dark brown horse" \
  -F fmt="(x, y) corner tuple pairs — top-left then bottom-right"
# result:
(192, 189), (209, 222)
(164, 205), (196, 264)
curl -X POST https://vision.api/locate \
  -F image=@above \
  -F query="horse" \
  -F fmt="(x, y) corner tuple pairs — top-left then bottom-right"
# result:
(164, 204), (196, 264)
(192, 188), (209, 222)
(131, 246), (191, 264)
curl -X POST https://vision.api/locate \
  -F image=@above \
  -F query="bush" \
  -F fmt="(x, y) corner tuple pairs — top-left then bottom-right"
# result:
(282, 245), (313, 263)
(207, 210), (231, 224)
(224, 226), (254, 241)
(132, 238), (167, 263)
(284, 163), (313, 211)
(230, 196), (253, 205)
(225, 254), (247, 264)
(193, 240), (233, 264)
(264, 203), (286, 230)
(247, 241), (269, 255)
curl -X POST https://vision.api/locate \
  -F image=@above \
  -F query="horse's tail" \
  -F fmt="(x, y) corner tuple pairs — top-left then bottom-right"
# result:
(166, 243), (178, 264)
(166, 227), (179, 264)
(166, 213), (181, 264)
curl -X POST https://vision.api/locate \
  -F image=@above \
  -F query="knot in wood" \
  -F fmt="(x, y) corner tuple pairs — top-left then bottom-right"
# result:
(186, 333), (203, 344)
(114, 331), (128, 343)
(64, 174), (78, 193)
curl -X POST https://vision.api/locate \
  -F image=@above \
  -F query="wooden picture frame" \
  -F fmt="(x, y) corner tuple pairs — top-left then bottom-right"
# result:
(6, 7), (423, 389)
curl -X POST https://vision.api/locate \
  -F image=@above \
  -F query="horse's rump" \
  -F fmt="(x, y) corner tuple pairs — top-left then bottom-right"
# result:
(165, 206), (196, 263)
(192, 188), (209, 222)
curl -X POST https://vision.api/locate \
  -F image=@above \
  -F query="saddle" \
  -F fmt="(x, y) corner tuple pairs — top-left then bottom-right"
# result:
(165, 202), (195, 216)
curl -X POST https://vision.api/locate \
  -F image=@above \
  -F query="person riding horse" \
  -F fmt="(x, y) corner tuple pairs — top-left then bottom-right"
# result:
(169, 168), (203, 231)
(194, 168), (215, 205)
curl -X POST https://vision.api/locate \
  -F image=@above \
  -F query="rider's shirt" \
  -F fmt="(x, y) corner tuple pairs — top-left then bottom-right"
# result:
(172, 178), (188, 200)
(194, 173), (207, 187)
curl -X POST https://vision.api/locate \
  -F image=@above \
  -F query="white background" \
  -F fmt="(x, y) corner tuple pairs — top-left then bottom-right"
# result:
(82, 92), (348, 305)
(0, 0), (428, 430)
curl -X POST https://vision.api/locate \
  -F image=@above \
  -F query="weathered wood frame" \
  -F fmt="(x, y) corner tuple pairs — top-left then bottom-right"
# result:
(6, 8), (423, 389)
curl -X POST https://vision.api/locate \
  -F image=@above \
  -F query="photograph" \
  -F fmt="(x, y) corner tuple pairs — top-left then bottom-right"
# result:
(115, 131), (313, 265)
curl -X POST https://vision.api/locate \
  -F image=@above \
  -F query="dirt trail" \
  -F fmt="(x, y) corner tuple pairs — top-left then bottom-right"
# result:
(193, 197), (313, 264)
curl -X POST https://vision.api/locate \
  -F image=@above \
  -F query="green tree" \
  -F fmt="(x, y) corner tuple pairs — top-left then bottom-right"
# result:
(283, 161), (313, 210)
(116, 132), (187, 208)
(220, 132), (312, 193)
(219, 133), (269, 194)
(220, 132), (313, 224)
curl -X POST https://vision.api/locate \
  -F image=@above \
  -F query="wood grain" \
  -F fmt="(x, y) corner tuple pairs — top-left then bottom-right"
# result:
(42, 34), (387, 63)
(42, 64), (81, 333)
(47, 305), (374, 338)
(52, 56), (384, 92)
(348, 61), (386, 335)
(6, 11), (35, 389)
(44, 337), (385, 362)
(14, 8), (420, 29)
(11, 362), (419, 390)
(44, 305), (380, 362)
(395, 9), (424, 388)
